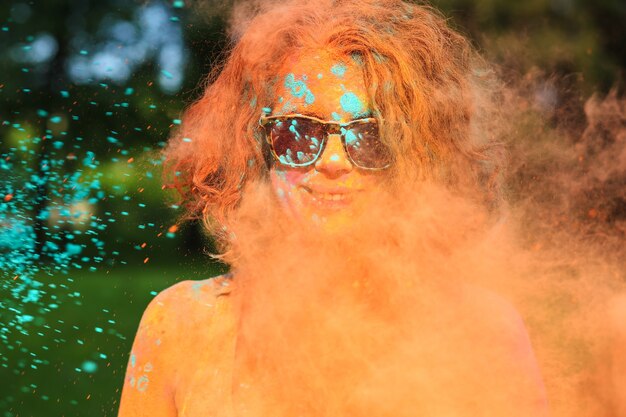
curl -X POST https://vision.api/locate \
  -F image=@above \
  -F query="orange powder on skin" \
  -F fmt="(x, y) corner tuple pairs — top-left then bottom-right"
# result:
(158, 1), (626, 413)
(268, 50), (386, 230)
(228, 180), (548, 417)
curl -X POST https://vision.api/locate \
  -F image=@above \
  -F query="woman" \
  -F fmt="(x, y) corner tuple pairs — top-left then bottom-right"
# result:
(118, 1), (549, 416)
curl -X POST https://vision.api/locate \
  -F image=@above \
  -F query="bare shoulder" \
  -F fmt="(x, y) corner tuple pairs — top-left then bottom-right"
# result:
(130, 276), (233, 344)
(149, 275), (234, 325)
(118, 275), (235, 417)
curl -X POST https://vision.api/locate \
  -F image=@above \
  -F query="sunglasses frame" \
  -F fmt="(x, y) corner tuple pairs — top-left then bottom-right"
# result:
(258, 113), (391, 170)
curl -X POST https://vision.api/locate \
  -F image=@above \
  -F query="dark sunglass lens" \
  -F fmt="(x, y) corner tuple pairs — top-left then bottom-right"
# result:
(344, 123), (392, 169)
(270, 118), (324, 166)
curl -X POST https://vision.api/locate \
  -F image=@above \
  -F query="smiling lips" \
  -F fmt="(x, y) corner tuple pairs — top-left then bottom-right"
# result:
(301, 185), (361, 208)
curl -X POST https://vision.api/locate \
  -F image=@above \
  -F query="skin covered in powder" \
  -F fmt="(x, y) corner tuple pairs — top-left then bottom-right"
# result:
(117, 212), (551, 417)
(229, 181), (550, 417)
(118, 278), (236, 417)
(118, 49), (550, 417)
(268, 50), (383, 231)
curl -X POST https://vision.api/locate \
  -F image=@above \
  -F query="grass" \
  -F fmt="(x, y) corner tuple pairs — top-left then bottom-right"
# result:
(1, 257), (227, 417)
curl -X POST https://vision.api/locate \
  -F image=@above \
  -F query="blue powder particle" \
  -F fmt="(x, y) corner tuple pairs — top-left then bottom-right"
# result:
(49, 116), (62, 124)
(23, 289), (41, 303)
(331, 112), (342, 121)
(17, 315), (34, 324)
(340, 92), (364, 117)
(330, 63), (347, 78)
(66, 243), (82, 256)
(81, 360), (98, 373)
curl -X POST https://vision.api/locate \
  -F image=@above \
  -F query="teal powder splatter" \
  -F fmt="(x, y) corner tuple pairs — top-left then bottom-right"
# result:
(343, 128), (359, 146)
(304, 90), (315, 105)
(330, 63), (347, 78)
(284, 73), (307, 98)
(136, 375), (149, 392)
(283, 73), (315, 106)
(340, 92), (365, 117)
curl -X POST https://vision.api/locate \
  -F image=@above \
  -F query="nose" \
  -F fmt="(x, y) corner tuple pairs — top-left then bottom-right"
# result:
(314, 133), (353, 178)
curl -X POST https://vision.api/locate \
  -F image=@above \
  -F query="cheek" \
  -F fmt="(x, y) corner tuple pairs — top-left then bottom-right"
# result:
(270, 169), (311, 196)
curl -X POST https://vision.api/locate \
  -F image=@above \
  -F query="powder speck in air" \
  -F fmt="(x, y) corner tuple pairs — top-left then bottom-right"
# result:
(81, 360), (98, 373)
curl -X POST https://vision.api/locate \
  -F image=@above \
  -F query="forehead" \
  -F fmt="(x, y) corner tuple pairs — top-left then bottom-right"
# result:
(273, 50), (370, 120)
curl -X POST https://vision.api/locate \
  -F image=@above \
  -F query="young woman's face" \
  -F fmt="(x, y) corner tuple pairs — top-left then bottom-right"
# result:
(267, 51), (386, 226)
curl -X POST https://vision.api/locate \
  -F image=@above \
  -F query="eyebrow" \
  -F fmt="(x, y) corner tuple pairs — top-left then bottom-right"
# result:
(259, 113), (378, 128)
(280, 110), (373, 122)
(292, 110), (324, 119)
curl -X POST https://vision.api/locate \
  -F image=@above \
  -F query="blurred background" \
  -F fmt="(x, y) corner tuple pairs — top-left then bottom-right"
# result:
(0, 0), (624, 416)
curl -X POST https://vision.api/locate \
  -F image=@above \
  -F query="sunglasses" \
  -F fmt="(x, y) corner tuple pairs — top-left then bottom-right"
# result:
(259, 114), (392, 170)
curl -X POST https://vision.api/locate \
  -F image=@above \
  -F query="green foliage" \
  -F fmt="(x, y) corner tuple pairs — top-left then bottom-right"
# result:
(434, 0), (625, 92)
(1, 262), (226, 417)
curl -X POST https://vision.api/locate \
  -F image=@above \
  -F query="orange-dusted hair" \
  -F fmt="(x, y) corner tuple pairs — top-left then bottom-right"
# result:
(164, 0), (504, 246)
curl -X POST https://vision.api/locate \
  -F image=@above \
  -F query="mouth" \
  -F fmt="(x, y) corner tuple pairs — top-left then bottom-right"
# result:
(301, 186), (359, 209)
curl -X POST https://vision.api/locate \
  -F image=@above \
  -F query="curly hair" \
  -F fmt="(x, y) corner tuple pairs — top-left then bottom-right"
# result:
(164, 0), (505, 247)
